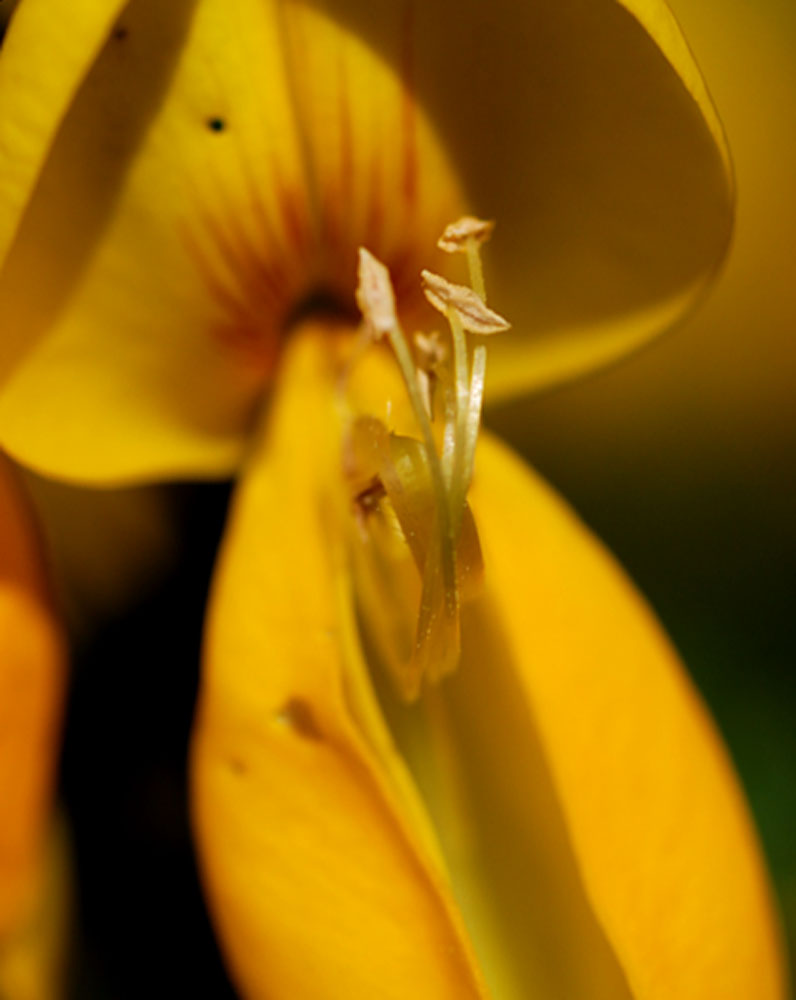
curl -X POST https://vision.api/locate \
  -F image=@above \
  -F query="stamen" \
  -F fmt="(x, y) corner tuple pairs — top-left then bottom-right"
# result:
(414, 331), (447, 420)
(420, 270), (510, 335)
(357, 250), (460, 682)
(350, 225), (508, 701)
(437, 215), (494, 301)
(463, 345), (487, 494)
(446, 306), (471, 533)
(355, 247), (398, 339)
(437, 215), (495, 253)
(466, 239), (487, 303)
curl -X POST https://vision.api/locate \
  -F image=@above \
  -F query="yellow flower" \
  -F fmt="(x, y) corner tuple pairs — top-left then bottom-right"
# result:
(0, 1), (786, 998)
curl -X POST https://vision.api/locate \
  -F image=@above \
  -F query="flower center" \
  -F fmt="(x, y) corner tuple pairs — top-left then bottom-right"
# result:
(187, 3), (465, 376)
(343, 219), (510, 702)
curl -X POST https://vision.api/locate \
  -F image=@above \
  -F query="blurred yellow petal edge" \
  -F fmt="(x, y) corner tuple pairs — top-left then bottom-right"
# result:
(0, 0), (128, 269)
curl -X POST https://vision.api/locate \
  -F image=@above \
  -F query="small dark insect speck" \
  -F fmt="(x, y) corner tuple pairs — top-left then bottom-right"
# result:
(207, 116), (227, 133)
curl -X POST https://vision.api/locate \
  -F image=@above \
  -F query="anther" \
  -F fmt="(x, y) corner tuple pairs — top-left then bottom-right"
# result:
(437, 216), (495, 253)
(437, 215), (494, 300)
(421, 270), (510, 335)
(356, 248), (398, 339)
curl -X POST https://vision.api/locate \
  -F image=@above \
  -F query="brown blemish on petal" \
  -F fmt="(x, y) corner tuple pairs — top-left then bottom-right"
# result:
(273, 698), (324, 742)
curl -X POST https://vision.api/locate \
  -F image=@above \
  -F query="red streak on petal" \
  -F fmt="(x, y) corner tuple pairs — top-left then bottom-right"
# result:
(400, 0), (419, 213)
(273, 163), (312, 258)
(365, 153), (385, 252)
(338, 51), (354, 219)
(181, 186), (310, 373)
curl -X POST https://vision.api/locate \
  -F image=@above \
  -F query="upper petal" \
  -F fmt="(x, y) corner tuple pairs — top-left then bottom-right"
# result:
(0, 0), (731, 483)
(0, 0), (460, 483)
(312, 0), (734, 400)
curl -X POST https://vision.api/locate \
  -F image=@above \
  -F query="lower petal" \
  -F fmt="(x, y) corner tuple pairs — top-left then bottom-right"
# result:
(455, 431), (787, 999)
(190, 326), (487, 999)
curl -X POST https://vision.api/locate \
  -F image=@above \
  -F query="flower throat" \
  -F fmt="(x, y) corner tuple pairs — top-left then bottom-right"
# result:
(345, 218), (510, 702)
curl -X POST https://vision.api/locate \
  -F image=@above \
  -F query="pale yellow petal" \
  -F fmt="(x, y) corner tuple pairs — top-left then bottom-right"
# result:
(191, 326), (488, 999)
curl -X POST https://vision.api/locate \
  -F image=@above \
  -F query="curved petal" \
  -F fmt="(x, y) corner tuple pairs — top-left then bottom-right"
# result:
(190, 326), (488, 999)
(285, 0), (733, 398)
(0, 454), (66, 938)
(449, 431), (785, 998)
(0, 0), (127, 271)
(0, 0), (729, 483)
(0, 0), (460, 483)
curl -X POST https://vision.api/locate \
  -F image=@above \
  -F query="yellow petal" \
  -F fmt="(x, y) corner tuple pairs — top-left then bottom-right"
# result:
(190, 325), (488, 999)
(0, 0), (460, 483)
(0, 454), (66, 938)
(0, 0), (729, 483)
(0, 818), (71, 1000)
(0, 0), (127, 271)
(451, 431), (784, 998)
(276, 0), (733, 397)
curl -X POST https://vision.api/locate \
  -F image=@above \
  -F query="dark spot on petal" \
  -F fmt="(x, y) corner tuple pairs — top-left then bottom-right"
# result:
(206, 116), (226, 133)
(227, 757), (248, 775)
(273, 699), (323, 741)
(112, 25), (129, 41)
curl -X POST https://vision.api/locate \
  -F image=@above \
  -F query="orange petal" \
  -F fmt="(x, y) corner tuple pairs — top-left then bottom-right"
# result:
(190, 325), (488, 999)
(0, 817), (71, 1000)
(0, 454), (66, 938)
